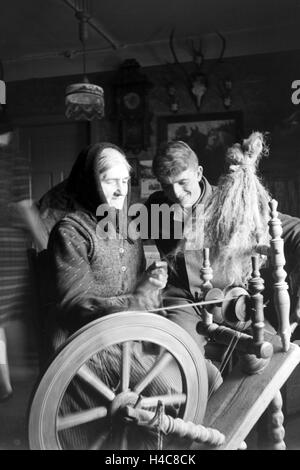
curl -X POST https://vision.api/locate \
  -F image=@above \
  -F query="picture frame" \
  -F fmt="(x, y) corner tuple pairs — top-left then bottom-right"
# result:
(157, 111), (243, 184)
(120, 119), (147, 152)
(139, 160), (161, 199)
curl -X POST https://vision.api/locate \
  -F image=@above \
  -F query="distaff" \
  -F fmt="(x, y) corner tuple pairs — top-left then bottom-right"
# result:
(154, 196), (293, 355)
(268, 200), (291, 352)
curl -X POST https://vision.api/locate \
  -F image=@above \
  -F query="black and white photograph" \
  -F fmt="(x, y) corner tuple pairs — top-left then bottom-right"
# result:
(1, 0), (300, 454)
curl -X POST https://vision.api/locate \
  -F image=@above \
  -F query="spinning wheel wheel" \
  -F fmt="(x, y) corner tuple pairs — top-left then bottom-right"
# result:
(28, 312), (208, 450)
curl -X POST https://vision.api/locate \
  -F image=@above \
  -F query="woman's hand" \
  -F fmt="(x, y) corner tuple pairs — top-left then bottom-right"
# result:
(146, 260), (168, 290)
(135, 261), (168, 294)
(132, 261), (168, 311)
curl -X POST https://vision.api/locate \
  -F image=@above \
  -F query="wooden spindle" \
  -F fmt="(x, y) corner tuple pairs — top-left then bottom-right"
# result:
(268, 199), (291, 351)
(248, 256), (265, 350)
(200, 248), (213, 325)
(201, 248), (213, 292)
(196, 322), (273, 360)
(124, 406), (225, 447)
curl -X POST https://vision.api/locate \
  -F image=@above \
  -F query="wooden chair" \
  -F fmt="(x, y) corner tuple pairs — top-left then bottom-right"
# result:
(27, 248), (51, 370)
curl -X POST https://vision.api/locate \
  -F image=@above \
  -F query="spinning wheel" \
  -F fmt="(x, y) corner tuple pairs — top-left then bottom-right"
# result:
(28, 312), (209, 450)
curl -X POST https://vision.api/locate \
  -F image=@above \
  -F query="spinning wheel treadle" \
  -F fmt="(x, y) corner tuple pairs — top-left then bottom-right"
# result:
(28, 312), (208, 450)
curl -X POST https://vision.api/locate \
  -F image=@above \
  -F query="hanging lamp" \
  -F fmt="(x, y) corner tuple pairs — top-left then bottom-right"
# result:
(65, 1), (104, 121)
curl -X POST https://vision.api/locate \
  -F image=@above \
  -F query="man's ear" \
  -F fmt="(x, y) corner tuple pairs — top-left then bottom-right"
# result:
(197, 166), (203, 181)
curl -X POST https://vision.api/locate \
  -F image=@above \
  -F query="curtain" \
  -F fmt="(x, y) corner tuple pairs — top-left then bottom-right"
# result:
(0, 130), (31, 324)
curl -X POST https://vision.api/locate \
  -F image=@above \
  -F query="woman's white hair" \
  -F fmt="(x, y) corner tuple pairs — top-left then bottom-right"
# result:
(98, 146), (131, 176)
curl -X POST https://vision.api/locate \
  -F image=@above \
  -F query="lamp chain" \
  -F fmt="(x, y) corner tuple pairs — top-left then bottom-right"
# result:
(79, 18), (88, 76)
(65, 0), (104, 121)
(75, 0), (90, 78)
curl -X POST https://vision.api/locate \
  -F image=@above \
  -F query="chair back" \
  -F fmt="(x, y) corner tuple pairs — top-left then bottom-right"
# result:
(27, 248), (52, 369)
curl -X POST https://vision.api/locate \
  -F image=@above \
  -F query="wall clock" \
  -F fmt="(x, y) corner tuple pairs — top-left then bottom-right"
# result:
(114, 59), (152, 151)
(123, 92), (141, 111)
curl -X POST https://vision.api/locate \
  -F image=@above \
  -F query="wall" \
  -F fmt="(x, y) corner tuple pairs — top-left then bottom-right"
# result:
(6, 49), (300, 212)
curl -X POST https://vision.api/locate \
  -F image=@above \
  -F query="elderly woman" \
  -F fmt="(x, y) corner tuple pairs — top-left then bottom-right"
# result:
(43, 143), (181, 449)
(46, 143), (167, 341)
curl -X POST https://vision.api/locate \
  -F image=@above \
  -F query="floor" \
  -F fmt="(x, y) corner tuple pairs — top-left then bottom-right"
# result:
(285, 412), (300, 450)
(0, 365), (300, 451)
(0, 367), (38, 450)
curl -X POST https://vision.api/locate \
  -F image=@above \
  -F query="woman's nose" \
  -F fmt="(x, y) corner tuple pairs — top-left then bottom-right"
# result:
(115, 181), (127, 195)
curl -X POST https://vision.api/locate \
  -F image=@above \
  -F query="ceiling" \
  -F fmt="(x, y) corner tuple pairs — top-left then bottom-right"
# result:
(2, 0), (300, 81)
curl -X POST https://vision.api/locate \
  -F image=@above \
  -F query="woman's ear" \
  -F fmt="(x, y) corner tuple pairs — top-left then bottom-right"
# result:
(197, 166), (203, 181)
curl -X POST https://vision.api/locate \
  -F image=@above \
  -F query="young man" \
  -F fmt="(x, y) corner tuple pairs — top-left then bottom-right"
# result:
(145, 140), (223, 389)
(146, 140), (211, 300)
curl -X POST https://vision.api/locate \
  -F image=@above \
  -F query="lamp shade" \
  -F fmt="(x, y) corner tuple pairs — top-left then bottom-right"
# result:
(65, 82), (104, 121)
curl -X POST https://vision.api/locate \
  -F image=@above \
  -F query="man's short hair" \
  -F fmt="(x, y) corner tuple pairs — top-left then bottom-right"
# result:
(152, 140), (199, 180)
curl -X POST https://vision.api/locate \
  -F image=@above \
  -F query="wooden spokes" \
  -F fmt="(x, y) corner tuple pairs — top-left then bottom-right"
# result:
(77, 364), (116, 402)
(133, 350), (173, 394)
(119, 426), (129, 450)
(140, 393), (187, 408)
(28, 312), (208, 450)
(57, 406), (108, 431)
(121, 341), (131, 392)
(55, 342), (185, 449)
(88, 430), (110, 450)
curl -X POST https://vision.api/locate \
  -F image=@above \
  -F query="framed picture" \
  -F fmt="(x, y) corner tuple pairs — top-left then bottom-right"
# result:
(157, 112), (243, 184)
(119, 118), (150, 153)
(139, 160), (161, 199)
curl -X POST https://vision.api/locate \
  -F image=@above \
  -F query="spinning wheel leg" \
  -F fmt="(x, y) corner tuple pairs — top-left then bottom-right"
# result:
(257, 390), (286, 450)
(268, 391), (286, 450)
